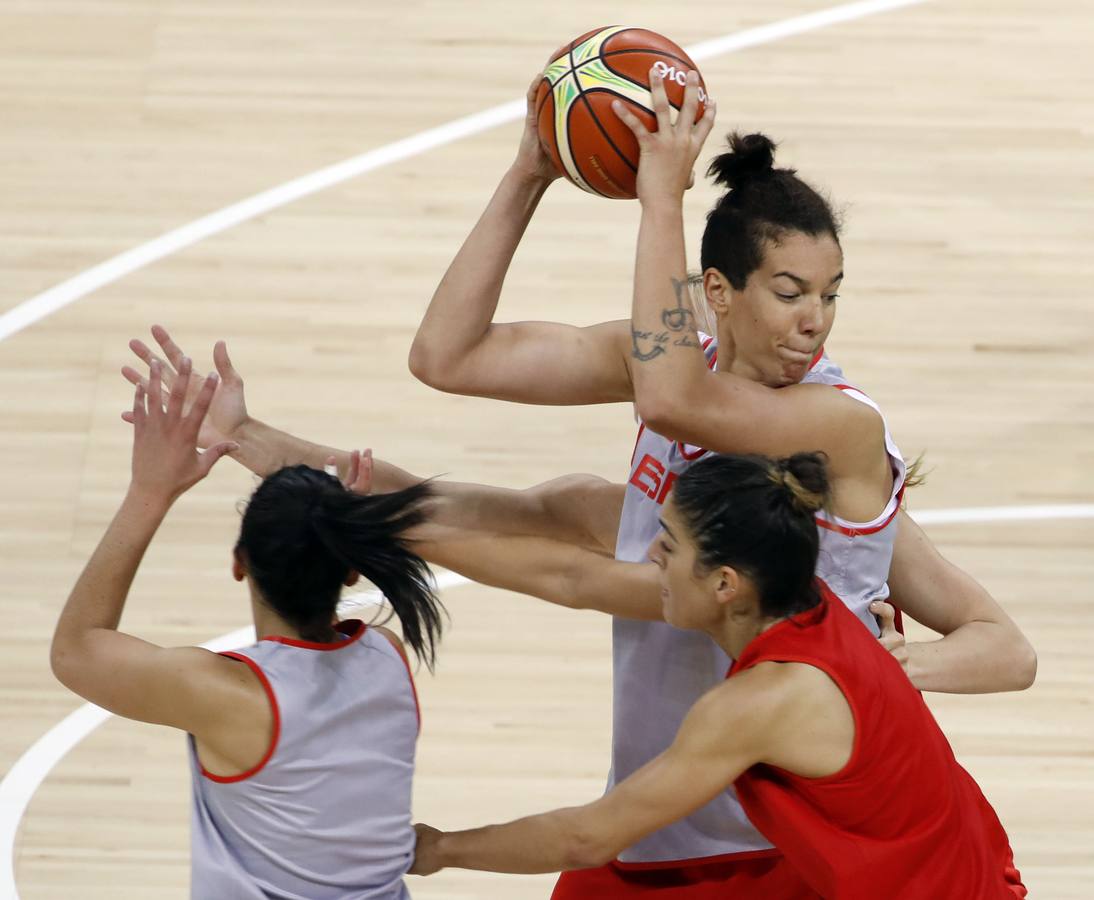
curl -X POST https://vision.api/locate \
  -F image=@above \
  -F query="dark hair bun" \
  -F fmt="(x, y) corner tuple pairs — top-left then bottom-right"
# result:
(707, 132), (777, 190)
(778, 452), (830, 514)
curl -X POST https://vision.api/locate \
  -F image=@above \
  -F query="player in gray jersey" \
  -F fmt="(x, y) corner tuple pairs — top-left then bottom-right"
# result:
(52, 361), (443, 899)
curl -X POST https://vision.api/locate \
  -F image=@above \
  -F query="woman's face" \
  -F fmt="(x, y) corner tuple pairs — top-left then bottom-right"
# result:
(647, 498), (720, 631)
(722, 231), (844, 387)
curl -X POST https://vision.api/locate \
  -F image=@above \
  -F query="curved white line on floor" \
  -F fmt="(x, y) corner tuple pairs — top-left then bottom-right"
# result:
(0, 0), (926, 345)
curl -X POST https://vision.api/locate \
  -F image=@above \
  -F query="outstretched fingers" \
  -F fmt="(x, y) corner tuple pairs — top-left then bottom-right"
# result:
(165, 356), (192, 422)
(183, 371), (219, 438)
(129, 338), (177, 389)
(131, 383), (147, 431)
(648, 68), (672, 134)
(151, 324), (187, 372)
(611, 98), (649, 142)
(694, 95), (717, 147)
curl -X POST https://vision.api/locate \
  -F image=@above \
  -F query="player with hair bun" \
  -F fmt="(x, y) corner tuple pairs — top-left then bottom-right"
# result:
(410, 452), (1026, 899)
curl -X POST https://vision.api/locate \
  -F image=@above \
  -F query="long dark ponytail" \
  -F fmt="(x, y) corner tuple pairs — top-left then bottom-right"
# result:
(236, 465), (444, 670)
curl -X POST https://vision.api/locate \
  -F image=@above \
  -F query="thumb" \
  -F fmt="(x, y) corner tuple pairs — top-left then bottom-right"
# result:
(870, 600), (896, 633)
(213, 341), (241, 384)
(200, 441), (240, 475)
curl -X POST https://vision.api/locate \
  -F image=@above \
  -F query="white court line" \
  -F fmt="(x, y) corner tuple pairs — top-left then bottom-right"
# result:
(0, 1), (941, 896)
(0, 0), (926, 345)
(914, 504), (1094, 525)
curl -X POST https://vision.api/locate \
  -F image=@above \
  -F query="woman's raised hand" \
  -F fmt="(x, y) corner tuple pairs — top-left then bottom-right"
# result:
(122, 324), (250, 450)
(128, 356), (238, 506)
(612, 68), (716, 207)
(511, 72), (562, 184)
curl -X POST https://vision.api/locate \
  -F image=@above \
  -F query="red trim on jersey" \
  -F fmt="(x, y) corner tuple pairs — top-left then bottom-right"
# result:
(200, 651), (281, 783)
(629, 423), (647, 467)
(386, 636), (422, 733)
(810, 346), (825, 367)
(260, 619), (366, 650)
(675, 341), (720, 460)
(376, 629), (422, 734)
(814, 483), (905, 537)
(613, 847), (783, 871)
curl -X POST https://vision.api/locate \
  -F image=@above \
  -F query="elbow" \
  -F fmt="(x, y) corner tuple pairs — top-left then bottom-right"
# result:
(560, 829), (617, 872)
(634, 397), (682, 441)
(407, 337), (444, 389)
(1012, 636), (1038, 691)
(49, 635), (79, 693)
(407, 340), (473, 396)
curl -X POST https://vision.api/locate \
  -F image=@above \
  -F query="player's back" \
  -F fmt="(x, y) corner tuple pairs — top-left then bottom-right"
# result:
(732, 588), (1025, 899)
(188, 621), (419, 900)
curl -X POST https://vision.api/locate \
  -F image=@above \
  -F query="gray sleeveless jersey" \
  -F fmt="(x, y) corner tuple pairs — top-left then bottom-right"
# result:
(188, 621), (419, 899)
(611, 337), (906, 865)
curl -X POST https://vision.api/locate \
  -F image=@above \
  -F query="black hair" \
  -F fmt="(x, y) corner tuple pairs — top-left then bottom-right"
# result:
(700, 133), (841, 290)
(236, 465), (443, 670)
(672, 452), (830, 619)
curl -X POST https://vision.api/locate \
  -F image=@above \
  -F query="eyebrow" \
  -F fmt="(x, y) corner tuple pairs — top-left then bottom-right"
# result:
(657, 518), (678, 541)
(773, 270), (844, 288)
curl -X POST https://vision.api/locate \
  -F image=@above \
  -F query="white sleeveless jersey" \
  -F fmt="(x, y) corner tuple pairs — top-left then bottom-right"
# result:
(611, 336), (906, 865)
(188, 621), (419, 899)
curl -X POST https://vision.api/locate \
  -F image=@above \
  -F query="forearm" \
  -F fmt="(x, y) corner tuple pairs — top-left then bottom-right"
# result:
(410, 168), (552, 382)
(432, 807), (608, 875)
(905, 622), (1037, 693)
(628, 204), (708, 422)
(416, 528), (660, 619)
(232, 418), (419, 491)
(52, 489), (167, 668)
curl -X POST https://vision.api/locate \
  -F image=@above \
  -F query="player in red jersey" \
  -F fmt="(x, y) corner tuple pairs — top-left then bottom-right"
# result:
(409, 452), (1026, 899)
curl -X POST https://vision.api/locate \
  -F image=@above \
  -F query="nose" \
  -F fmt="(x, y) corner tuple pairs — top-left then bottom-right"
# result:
(647, 537), (663, 567)
(800, 295), (826, 336)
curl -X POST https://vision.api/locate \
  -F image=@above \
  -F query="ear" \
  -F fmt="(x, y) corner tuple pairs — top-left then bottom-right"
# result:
(344, 571), (361, 588)
(711, 565), (742, 608)
(231, 549), (246, 582)
(702, 267), (733, 318)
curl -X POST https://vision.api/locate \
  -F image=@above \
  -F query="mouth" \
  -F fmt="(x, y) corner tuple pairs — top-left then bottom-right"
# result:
(777, 345), (816, 364)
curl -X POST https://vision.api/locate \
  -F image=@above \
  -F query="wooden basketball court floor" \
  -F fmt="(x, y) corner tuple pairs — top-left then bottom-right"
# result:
(1, 0), (1091, 896)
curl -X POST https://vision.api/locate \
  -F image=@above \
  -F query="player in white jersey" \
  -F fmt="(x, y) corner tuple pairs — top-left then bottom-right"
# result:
(51, 362), (443, 899)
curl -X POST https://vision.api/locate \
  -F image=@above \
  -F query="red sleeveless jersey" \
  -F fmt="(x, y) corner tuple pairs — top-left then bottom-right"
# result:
(730, 586), (1026, 900)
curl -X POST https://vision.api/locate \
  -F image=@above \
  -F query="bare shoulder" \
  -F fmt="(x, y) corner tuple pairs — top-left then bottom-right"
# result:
(372, 625), (409, 661)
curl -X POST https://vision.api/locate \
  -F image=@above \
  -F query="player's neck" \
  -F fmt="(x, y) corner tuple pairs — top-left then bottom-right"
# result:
(249, 594), (336, 643)
(710, 609), (786, 661)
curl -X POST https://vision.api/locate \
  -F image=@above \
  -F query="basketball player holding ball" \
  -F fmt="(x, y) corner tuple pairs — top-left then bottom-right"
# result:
(404, 28), (1032, 898)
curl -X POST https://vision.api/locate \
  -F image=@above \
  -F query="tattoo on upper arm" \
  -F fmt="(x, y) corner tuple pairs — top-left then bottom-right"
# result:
(662, 277), (695, 332)
(631, 328), (668, 361)
(631, 277), (704, 361)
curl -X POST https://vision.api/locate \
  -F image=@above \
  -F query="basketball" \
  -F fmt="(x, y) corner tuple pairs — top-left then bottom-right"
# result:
(536, 26), (708, 199)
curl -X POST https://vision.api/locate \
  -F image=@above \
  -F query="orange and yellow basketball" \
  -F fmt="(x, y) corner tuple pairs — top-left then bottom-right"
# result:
(536, 26), (708, 199)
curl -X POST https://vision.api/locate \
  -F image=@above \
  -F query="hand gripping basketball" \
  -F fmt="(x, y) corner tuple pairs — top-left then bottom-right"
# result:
(611, 67), (716, 207)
